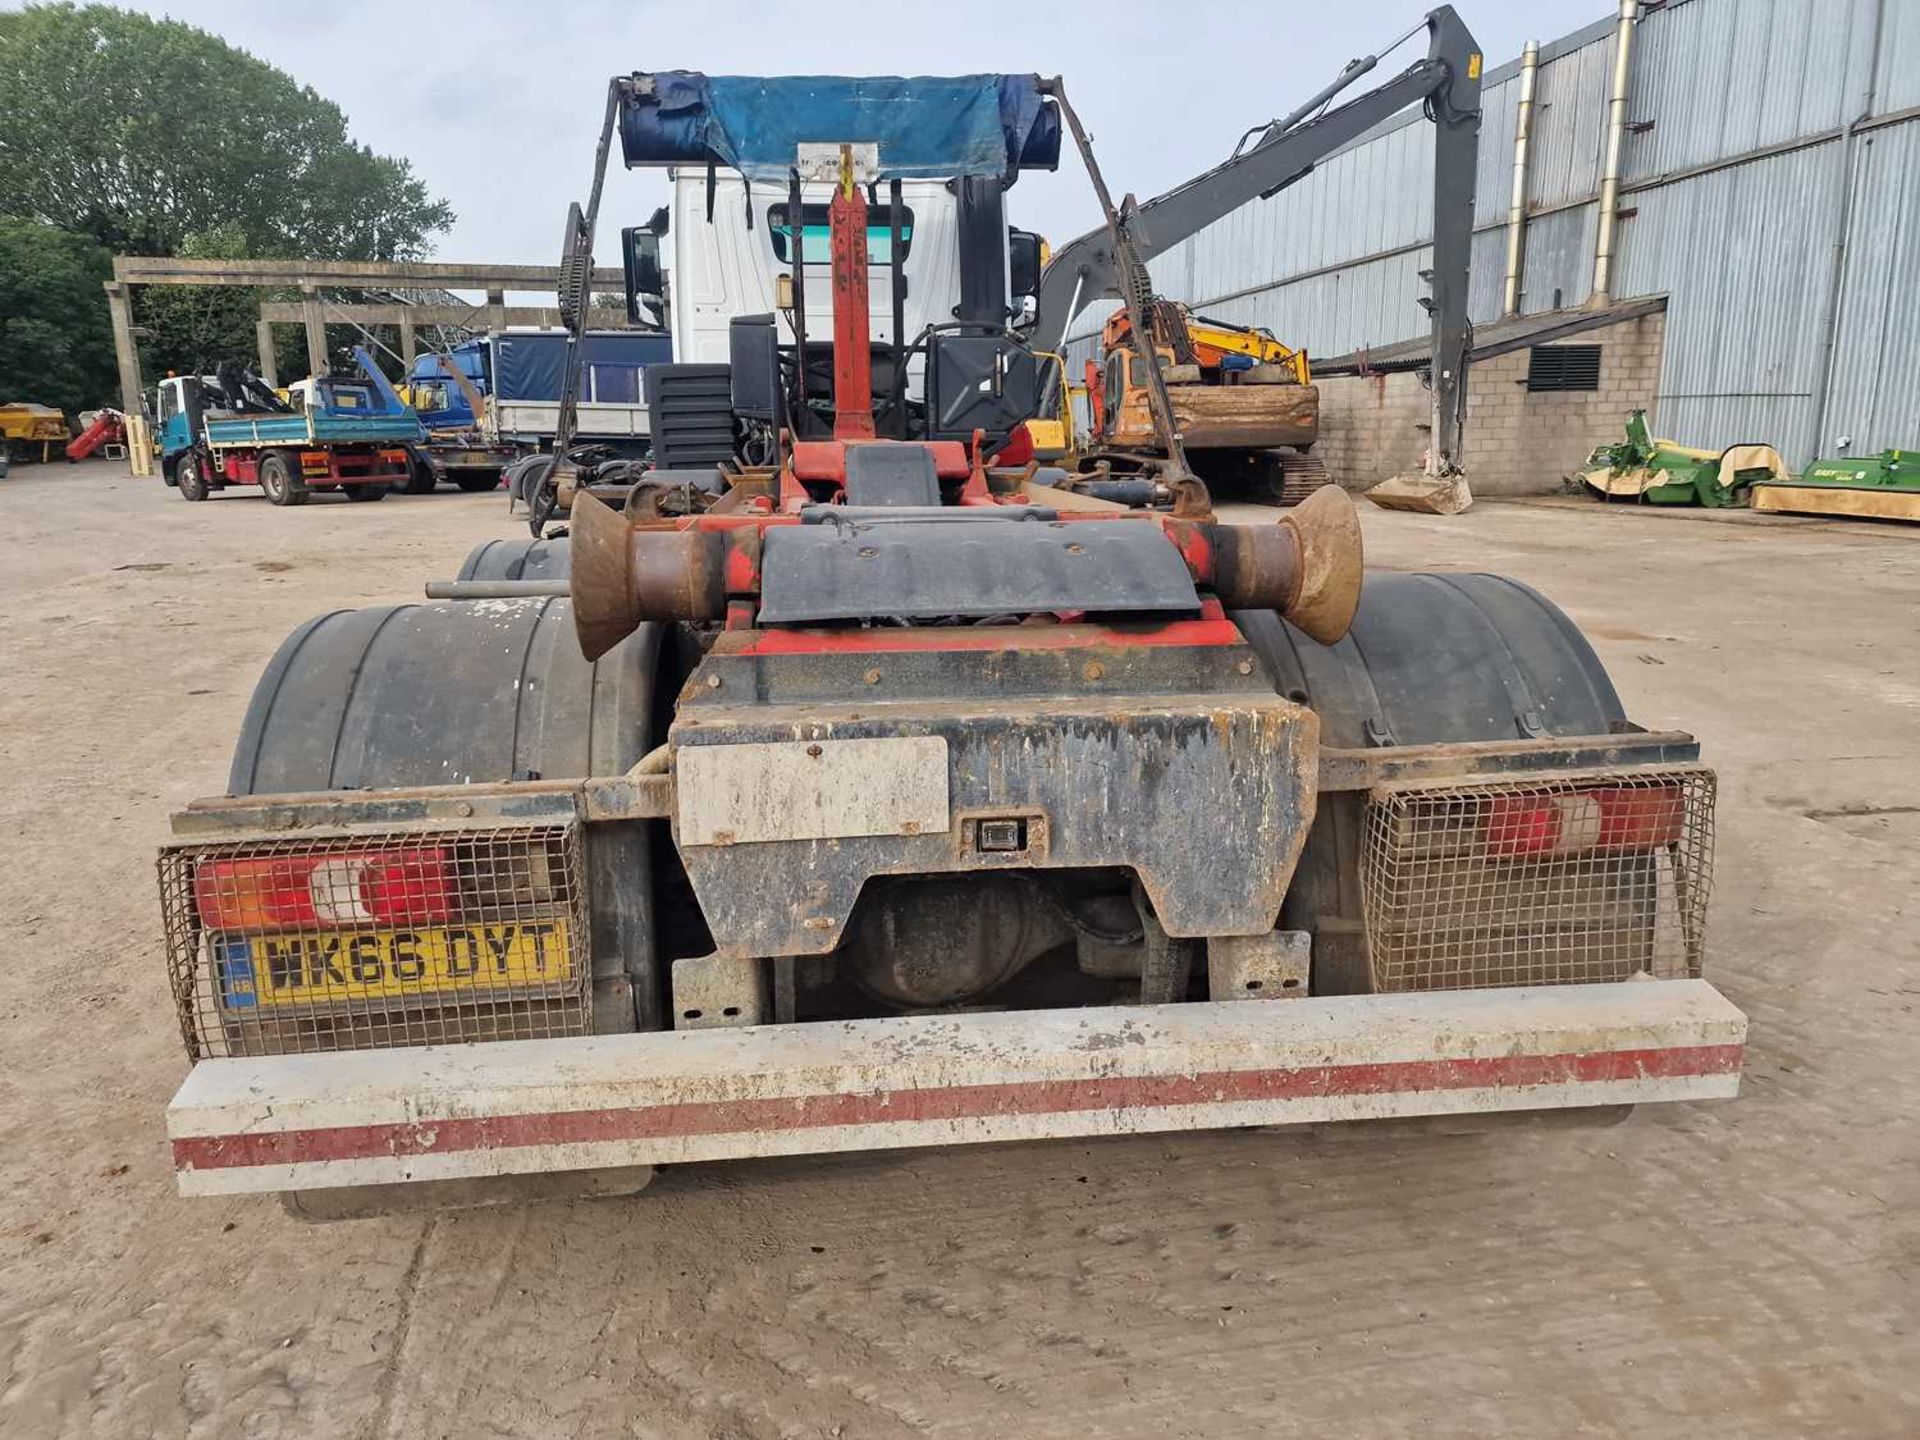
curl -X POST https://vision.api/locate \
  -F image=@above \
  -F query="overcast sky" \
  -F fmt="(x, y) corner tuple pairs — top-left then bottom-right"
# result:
(68, 0), (1606, 276)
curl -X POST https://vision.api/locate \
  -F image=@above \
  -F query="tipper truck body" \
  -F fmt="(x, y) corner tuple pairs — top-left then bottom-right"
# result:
(157, 353), (424, 505)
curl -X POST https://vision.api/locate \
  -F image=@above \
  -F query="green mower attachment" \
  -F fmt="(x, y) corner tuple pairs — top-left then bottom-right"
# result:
(1580, 410), (1788, 508)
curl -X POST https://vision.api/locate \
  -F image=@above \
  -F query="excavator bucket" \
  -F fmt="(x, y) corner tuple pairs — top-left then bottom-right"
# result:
(1367, 469), (1474, 514)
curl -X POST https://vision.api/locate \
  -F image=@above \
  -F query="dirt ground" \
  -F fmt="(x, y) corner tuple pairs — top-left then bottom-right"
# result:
(0, 460), (1914, 1439)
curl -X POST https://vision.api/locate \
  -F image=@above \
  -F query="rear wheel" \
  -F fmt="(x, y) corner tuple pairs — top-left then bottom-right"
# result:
(1235, 573), (1627, 996)
(456, 535), (572, 583)
(453, 470), (502, 493)
(259, 450), (309, 506)
(343, 481), (389, 502)
(176, 451), (210, 502)
(400, 451), (439, 494)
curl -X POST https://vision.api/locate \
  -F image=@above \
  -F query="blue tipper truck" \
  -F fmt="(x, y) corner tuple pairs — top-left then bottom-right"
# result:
(157, 352), (424, 506)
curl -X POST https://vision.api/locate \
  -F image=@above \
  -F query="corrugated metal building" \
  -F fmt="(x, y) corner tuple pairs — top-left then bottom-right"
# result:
(1069, 0), (1918, 469)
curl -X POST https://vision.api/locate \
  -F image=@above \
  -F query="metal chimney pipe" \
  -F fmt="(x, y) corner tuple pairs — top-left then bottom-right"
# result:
(1501, 41), (1540, 317)
(1591, 0), (1639, 306)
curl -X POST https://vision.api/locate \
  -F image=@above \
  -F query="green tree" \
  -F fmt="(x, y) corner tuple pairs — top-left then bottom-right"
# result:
(0, 3), (452, 258)
(0, 218), (114, 415)
(0, 4), (454, 407)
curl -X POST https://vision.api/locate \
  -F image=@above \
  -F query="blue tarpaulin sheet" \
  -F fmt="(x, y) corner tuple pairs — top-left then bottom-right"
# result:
(493, 332), (672, 402)
(619, 73), (1058, 181)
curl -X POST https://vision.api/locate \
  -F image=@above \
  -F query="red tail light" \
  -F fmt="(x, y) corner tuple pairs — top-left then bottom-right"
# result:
(1484, 786), (1685, 860)
(194, 848), (455, 932)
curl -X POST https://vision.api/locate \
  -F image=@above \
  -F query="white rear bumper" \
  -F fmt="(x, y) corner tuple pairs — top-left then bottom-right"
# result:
(168, 980), (1745, 1197)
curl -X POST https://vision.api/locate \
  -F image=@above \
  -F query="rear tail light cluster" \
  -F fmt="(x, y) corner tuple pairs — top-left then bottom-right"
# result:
(161, 825), (592, 1059)
(194, 848), (455, 932)
(1483, 785), (1685, 860)
(1361, 770), (1715, 994)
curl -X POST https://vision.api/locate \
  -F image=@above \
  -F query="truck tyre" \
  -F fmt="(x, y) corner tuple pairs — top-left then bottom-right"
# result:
(259, 450), (309, 506)
(176, 451), (210, 502)
(400, 450), (439, 494)
(229, 599), (666, 1032)
(343, 481), (389, 501)
(453, 470), (502, 493)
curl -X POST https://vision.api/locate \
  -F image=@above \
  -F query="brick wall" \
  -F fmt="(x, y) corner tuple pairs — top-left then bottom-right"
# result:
(1311, 311), (1666, 497)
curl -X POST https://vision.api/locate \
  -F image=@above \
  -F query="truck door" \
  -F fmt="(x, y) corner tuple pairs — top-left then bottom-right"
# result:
(156, 379), (190, 458)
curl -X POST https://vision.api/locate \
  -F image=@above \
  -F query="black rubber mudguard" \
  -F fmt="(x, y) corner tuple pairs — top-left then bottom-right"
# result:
(229, 598), (658, 794)
(1233, 572), (1624, 747)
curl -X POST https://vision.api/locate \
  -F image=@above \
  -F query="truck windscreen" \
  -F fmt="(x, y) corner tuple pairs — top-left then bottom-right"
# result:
(769, 203), (913, 264)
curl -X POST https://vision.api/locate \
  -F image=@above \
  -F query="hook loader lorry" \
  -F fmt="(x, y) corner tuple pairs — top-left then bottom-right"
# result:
(158, 14), (1743, 1218)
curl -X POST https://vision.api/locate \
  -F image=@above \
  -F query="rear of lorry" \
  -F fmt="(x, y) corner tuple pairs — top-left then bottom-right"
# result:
(157, 498), (1741, 1214)
(186, 375), (423, 502)
(155, 62), (1741, 1215)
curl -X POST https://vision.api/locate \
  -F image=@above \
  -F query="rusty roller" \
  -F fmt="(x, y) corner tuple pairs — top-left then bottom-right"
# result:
(571, 490), (732, 660)
(1173, 484), (1364, 644)
(572, 482), (1364, 658)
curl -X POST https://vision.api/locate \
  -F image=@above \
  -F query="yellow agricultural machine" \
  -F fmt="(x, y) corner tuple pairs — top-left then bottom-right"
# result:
(1, 402), (70, 464)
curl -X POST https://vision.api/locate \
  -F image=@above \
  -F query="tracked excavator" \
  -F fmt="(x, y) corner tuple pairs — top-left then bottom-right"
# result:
(155, 15), (1742, 1218)
(1084, 300), (1328, 504)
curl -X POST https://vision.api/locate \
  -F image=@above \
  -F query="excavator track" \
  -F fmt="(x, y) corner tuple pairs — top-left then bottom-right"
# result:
(1276, 448), (1334, 506)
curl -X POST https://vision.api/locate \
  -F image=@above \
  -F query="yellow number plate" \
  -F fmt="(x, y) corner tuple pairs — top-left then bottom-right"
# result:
(217, 921), (573, 1010)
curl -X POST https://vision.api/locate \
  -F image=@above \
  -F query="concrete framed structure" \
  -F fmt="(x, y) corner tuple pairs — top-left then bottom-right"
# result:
(249, 302), (635, 387)
(104, 256), (629, 414)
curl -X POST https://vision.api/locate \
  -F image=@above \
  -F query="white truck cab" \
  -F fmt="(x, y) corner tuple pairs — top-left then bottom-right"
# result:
(663, 172), (970, 373)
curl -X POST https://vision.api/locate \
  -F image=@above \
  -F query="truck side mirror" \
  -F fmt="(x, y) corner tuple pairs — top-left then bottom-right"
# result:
(1007, 230), (1044, 301)
(623, 227), (665, 326)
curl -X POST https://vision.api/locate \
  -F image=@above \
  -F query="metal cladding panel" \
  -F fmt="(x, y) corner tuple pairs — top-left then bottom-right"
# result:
(1625, 0), (1880, 182)
(1615, 138), (1844, 464)
(1880, 0), (1920, 113)
(1474, 75), (1520, 228)
(1197, 249), (1434, 363)
(1468, 226), (1507, 325)
(1526, 35), (1611, 209)
(1516, 203), (1596, 315)
(1825, 118), (1920, 453)
(1168, 118), (1435, 313)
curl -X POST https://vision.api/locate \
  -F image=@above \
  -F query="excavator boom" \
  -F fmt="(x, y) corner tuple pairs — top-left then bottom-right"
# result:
(1034, 6), (1481, 473)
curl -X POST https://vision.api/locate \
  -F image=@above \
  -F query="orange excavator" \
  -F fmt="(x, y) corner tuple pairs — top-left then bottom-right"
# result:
(1083, 296), (1328, 505)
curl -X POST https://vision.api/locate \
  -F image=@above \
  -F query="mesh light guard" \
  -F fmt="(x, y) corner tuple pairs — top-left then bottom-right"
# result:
(1361, 769), (1715, 993)
(159, 825), (590, 1059)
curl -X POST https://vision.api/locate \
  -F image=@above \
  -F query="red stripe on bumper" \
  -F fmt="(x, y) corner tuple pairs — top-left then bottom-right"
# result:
(172, 1042), (1743, 1174)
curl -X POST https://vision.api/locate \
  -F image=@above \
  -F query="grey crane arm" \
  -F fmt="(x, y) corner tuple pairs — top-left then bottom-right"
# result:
(1029, 7), (1482, 362)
